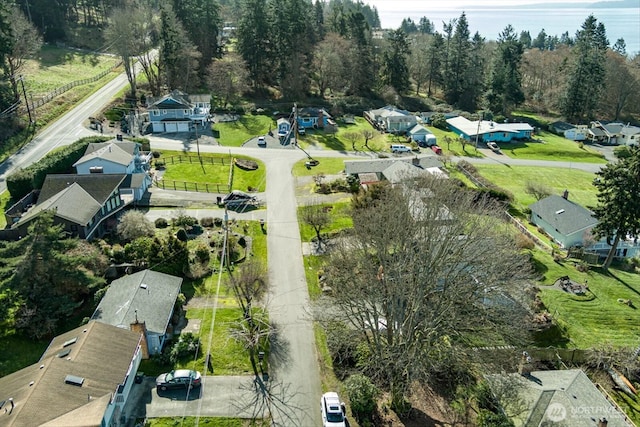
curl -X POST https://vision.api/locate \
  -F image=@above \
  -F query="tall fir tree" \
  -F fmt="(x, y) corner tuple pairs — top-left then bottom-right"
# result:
(487, 25), (525, 115)
(425, 32), (445, 97)
(381, 29), (410, 93)
(236, 0), (271, 88)
(160, 4), (200, 91)
(561, 15), (608, 122)
(444, 13), (471, 108)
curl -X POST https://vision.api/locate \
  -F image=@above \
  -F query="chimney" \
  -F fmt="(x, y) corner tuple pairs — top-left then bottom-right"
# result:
(598, 418), (608, 427)
(130, 317), (150, 359)
(562, 189), (569, 200)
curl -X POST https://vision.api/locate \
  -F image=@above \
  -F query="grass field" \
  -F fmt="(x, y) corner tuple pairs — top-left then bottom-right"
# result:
(532, 250), (640, 348)
(474, 165), (597, 210)
(23, 45), (120, 96)
(159, 151), (266, 192)
(300, 117), (387, 152)
(497, 131), (606, 163)
(215, 115), (275, 147)
(292, 157), (347, 177)
(298, 202), (353, 243)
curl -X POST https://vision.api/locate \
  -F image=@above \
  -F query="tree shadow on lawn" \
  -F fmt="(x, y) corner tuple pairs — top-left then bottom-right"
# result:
(601, 268), (640, 298)
(235, 116), (271, 135)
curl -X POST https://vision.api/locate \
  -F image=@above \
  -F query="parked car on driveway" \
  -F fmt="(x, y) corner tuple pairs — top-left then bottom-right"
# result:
(487, 142), (501, 153)
(223, 190), (257, 206)
(156, 369), (201, 391)
(391, 144), (411, 153)
(321, 392), (346, 427)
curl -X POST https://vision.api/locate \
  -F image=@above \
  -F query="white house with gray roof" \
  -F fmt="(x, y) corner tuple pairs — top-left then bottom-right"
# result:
(344, 156), (445, 185)
(92, 270), (183, 356)
(364, 105), (417, 133)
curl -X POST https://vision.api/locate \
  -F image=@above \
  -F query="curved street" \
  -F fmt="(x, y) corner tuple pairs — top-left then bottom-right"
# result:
(0, 66), (609, 426)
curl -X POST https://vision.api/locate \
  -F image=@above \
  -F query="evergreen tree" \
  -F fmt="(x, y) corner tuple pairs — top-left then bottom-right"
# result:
(236, 0), (271, 87)
(462, 31), (486, 112)
(160, 4), (201, 91)
(173, 0), (222, 79)
(591, 146), (640, 270)
(612, 38), (626, 56)
(425, 32), (445, 97)
(399, 18), (417, 34)
(418, 16), (434, 34)
(381, 29), (410, 93)
(444, 13), (471, 108)
(532, 28), (548, 50)
(487, 25), (525, 115)
(345, 11), (374, 96)
(519, 30), (531, 49)
(561, 15), (608, 122)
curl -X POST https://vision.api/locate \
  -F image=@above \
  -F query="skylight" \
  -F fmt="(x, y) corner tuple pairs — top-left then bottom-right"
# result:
(64, 375), (84, 386)
(63, 337), (78, 347)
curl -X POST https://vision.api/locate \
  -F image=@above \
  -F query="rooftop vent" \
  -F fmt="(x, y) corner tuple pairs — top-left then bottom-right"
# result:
(63, 337), (77, 347)
(57, 348), (71, 358)
(140, 284), (148, 289)
(555, 209), (565, 215)
(64, 375), (84, 387)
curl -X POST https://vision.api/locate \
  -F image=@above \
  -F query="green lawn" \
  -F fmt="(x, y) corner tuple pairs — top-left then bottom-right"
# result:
(158, 151), (266, 192)
(300, 117), (387, 152)
(497, 131), (606, 163)
(214, 115), (275, 147)
(474, 165), (597, 210)
(0, 191), (12, 229)
(298, 201), (353, 242)
(304, 255), (325, 301)
(23, 45), (120, 96)
(292, 157), (347, 177)
(532, 250), (640, 348)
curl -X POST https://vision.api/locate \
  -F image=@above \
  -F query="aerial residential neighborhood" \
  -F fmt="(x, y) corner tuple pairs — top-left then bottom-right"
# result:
(0, 1), (639, 427)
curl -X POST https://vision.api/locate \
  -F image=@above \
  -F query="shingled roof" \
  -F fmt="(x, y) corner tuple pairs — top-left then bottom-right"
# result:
(92, 270), (182, 339)
(529, 195), (598, 236)
(73, 142), (136, 167)
(0, 321), (141, 427)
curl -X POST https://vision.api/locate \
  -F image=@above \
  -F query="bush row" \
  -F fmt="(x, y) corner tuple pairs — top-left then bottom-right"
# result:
(456, 160), (514, 203)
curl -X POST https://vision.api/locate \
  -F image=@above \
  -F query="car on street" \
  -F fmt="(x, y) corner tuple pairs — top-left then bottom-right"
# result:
(257, 136), (266, 146)
(487, 142), (501, 153)
(156, 369), (201, 391)
(321, 392), (346, 427)
(223, 190), (257, 206)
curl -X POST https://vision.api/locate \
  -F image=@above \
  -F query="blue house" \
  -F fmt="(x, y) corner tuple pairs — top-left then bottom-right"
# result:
(146, 90), (210, 133)
(296, 107), (332, 129)
(446, 116), (533, 142)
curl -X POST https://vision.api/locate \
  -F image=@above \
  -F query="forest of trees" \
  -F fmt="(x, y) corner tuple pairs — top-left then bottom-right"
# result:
(1, 0), (639, 131)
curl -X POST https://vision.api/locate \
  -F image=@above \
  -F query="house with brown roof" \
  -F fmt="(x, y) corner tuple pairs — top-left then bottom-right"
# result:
(0, 321), (143, 427)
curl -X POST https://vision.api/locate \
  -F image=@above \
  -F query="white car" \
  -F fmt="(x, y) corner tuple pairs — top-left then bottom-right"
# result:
(257, 136), (266, 146)
(391, 144), (411, 153)
(321, 392), (346, 427)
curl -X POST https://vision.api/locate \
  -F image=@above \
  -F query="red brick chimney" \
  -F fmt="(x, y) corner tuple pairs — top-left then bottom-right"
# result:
(130, 313), (149, 359)
(562, 189), (569, 200)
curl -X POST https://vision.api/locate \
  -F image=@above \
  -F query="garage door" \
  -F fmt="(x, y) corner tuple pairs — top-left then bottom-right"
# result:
(165, 123), (178, 133)
(177, 122), (190, 132)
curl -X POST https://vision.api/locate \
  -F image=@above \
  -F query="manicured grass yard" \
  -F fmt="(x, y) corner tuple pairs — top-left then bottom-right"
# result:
(292, 157), (347, 177)
(298, 202), (353, 243)
(532, 250), (640, 348)
(159, 151), (266, 192)
(300, 117), (387, 152)
(497, 131), (606, 163)
(214, 115), (275, 147)
(474, 165), (597, 210)
(22, 45), (120, 96)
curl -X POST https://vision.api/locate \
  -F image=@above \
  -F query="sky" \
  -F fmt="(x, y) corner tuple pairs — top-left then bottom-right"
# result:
(364, 0), (604, 11)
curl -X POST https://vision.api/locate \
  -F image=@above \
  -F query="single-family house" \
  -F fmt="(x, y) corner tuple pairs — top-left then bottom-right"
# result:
(619, 124), (640, 146)
(564, 125), (588, 141)
(364, 105), (417, 133)
(73, 140), (153, 199)
(446, 116), (534, 142)
(486, 369), (631, 426)
(0, 321), (143, 427)
(529, 193), (640, 258)
(529, 194), (599, 248)
(146, 90), (210, 133)
(588, 121), (624, 144)
(92, 270), (183, 357)
(296, 107), (332, 129)
(417, 111), (459, 125)
(345, 156), (445, 185)
(408, 124), (437, 146)
(549, 121), (576, 135)
(10, 174), (133, 240)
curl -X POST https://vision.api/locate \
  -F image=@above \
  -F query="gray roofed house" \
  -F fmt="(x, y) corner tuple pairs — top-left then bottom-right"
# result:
(529, 194), (598, 248)
(486, 369), (631, 426)
(364, 105), (417, 133)
(92, 270), (183, 356)
(11, 174), (131, 240)
(0, 321), (143, 427)
(345, 156), (444, 185)
(146, 90), (211, 133)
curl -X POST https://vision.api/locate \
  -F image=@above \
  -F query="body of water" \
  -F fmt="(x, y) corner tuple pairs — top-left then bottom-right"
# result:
(380, 7), (640, 54)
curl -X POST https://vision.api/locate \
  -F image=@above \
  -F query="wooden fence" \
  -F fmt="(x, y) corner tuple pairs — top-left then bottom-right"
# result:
(162, 155), (228, 166)
(22, 60), (123, 114)
(154, 180), (230, 193)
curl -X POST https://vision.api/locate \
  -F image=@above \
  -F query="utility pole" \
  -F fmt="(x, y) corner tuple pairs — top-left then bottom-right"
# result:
(474, 111), (483, 150)
(19, 76), (33, 125)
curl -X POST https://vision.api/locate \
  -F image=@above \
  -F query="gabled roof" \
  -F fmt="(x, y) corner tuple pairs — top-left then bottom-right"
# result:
(621, 125), (640, 136)
(529, 195), (598, 236)
(73, 142), (134, 167)
(83, 141), (138, 156)
(146, 90), (210, 110)
(382, 161), (429, 184)
(297, 107), (331, 118)
(92, 270), (182, 338)
(550, 121), (576, 131)
(0, 321), (141, 427)
(487, 369), (629, 426)
(368, 105), (411, 118)
(408, 124), (434, 136)
(447, 116), (533, 137)
(38, 174), (126, 205)
(345, 156), (443, 176)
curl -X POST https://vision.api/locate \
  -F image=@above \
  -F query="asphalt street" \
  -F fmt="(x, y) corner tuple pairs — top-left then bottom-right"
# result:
(0, 62), (611, 426)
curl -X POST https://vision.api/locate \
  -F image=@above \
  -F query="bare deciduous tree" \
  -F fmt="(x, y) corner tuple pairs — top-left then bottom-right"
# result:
(6, 5), (42, 102)
(343, 131), (360, 151)
(524, 180), (552, 201)
(361, 129), (377, 149)
(301, 203), (331, 248)
(322, 178), (532, 410)
(117, 210), (155, 241)
(207, 53), (250, 108)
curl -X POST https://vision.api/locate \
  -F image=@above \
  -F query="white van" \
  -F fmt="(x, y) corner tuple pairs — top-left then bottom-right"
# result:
(391, 144), (411, 153)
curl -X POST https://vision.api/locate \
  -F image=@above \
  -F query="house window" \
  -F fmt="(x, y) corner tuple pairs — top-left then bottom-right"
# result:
(71, 224), (78, 231)
(152, 110), (160, 116)
(162, 109), (167, 115)
(184, 109), (190, 115)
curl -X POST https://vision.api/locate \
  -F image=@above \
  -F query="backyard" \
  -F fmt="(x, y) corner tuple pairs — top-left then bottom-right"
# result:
(214, 115), (275, 147)
(493, 130), (606, 163)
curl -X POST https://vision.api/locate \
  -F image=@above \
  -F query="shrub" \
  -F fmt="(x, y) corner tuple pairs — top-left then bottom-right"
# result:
(515, 234), (535, 250)
(169, 332), (200, 364)
(344, 374), (379, 426)
(154, 159), (166, 168)
(176, 228), (188, 241)
(200, 217), (214, 228)
(152, 151), (161, 158)
(213, 217), (223, 227)
(614, 145), (632, 159)
(155, 217), (168, 228)
(238, 236), (247, 248)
